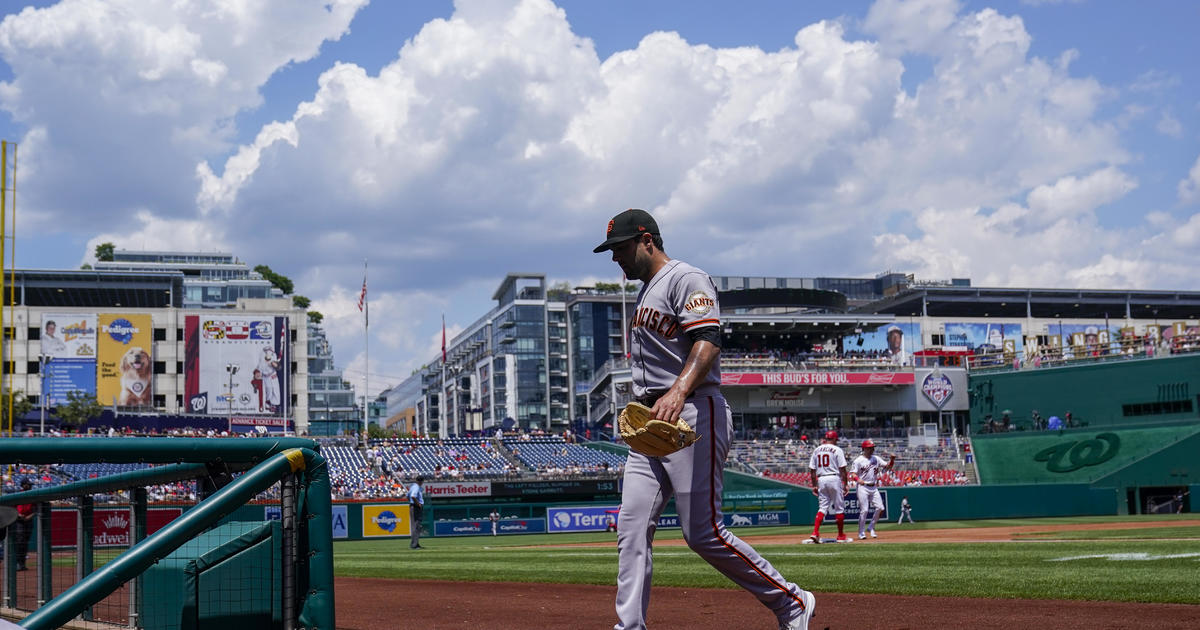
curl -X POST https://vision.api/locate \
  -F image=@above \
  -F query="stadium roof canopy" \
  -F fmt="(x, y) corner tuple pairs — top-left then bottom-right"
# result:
(856, 286), (1200, 320)
(9, 269), (184, 309)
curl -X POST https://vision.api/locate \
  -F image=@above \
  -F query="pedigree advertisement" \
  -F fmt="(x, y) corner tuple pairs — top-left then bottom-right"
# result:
(362, 504), (412, 537)
(97, 314), (153, 408)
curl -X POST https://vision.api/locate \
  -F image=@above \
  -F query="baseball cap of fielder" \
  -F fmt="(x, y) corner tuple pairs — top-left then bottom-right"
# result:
(824, 430), (839, 441)
(887, 325), (902, 335)
(593, 208), (659, 253)
(861, 439), (875, 448)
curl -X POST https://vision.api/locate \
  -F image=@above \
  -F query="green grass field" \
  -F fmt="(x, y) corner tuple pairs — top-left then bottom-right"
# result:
(333, 515), (1200, 605)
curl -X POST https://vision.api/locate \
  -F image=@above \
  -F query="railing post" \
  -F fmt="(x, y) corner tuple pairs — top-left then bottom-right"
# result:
(37, 503), (52, 608)
(78, 496), (94, 622)
(3, 524), (13, 608)
(129, 488), (147, 629)
(281, 474), (297, 630)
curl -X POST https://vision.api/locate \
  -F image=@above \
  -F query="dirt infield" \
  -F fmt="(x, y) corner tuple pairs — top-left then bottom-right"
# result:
(334, 520), (1200, 629)
(334, 578), (1200, 630)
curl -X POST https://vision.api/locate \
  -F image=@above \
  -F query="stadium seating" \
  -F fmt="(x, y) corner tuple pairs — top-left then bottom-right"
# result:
(731, 434), (972, 486)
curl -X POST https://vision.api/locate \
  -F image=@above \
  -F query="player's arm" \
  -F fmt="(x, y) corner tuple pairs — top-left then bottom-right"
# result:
(839, 465), (848, 487)
(884, 454), (896, 470)
(808, 465), (819, 495)
(653, 338), (719, 424)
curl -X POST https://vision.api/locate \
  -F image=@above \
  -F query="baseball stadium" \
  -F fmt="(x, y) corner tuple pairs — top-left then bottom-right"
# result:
(0, 261), (1197, 629)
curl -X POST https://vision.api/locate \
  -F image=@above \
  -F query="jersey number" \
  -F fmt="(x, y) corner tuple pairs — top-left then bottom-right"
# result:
(817, 454), (830, 467)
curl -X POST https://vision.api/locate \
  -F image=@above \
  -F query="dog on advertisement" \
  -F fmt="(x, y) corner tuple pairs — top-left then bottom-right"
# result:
(117, 346), (152, 406)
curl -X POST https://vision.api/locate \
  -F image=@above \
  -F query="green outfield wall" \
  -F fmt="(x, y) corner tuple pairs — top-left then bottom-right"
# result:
(782, 483), (1121, 524)
(968, 353), (1200, 432)
(971, 422), (1200, 486)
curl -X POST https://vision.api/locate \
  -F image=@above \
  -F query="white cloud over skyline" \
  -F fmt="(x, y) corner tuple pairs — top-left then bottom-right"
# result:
(0, 0), (1196, 389)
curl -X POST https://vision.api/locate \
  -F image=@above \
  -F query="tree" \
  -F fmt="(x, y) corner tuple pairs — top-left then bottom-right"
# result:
(0, 390), (34, 429)
(57, 390), (105, 427)
(253, 264), (294, 295)
(595, 281), (619, 293)
(308, 311), (324, 324)
(625, 282), (637, 293)
(94, 242), (115, 262)
(547, 281), (572, 301)
(292, 295), (311, 309)
(80, 263), (93, 270)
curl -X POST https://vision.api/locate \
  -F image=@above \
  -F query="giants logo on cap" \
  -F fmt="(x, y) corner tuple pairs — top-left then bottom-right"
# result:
(607, 219), (615, 235)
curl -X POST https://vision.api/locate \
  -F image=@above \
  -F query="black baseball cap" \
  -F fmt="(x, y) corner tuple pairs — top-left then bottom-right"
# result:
(593, 208), (659, 253)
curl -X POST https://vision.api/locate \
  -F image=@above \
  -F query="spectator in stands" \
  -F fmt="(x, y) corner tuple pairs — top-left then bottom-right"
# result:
(1064, 411), (1074, 428)
(13, 479), (36, 571)
(1031, 410), (1043, 431)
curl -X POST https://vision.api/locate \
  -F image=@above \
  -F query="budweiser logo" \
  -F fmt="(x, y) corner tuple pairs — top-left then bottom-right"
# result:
(102, 513), (129, 529)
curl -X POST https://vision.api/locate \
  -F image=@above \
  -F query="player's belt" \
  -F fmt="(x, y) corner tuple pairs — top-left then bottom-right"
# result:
(818, 474), (838, 478)
(861, 482), (876, 486)
(635, 391), (667, 407)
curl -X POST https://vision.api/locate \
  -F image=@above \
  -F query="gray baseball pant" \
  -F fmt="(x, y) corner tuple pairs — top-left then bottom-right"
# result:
(614, 394), (809, 629)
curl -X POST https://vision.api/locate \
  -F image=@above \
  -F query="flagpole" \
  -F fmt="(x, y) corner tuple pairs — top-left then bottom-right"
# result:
(362, 259), (369, 449)
(440, 314), (447, 439)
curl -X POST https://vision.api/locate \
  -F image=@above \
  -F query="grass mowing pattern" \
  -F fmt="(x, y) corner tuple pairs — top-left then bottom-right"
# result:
(333, 516), (1200, 605)
(1014, 526), (1200, 540)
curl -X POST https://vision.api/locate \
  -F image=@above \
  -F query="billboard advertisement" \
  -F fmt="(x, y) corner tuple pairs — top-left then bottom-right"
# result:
(842, 490), (888, 522)
(362, 504), (411, 537)
(41, 314), (97, 406)
(97, 314), (153, 408)
(50, 507), (183, 549)
(943, 322), (1024, 355)
(547, 506), (618, 532)
(724, 511), (790, 527)
(433, 518), (547, 537)
(842, 322), (922, 365)
(183, 316), (289, 416)
(722, 372), (915, 386)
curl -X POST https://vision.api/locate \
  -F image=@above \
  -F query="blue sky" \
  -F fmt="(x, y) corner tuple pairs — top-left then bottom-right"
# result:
(0, 0), (1197, 392)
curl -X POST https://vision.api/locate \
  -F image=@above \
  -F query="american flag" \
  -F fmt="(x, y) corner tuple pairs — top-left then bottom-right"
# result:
(357, 277), (367, 312)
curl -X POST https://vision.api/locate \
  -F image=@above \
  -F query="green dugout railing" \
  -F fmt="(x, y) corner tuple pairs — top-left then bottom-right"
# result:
(0, 438), (334, 630)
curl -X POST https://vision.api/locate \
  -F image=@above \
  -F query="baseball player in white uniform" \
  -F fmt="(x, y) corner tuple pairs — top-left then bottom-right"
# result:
(809, 431), (849, 543)
(595, 209), (816, 630)
(850, 440), (895, 539)
(488, 508), (501, 536)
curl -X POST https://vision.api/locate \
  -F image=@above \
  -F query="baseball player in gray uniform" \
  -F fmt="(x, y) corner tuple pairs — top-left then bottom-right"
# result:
(594, 208), (816, 630)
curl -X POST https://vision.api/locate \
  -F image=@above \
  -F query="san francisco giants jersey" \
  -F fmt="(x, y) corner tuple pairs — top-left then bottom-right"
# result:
(851, 455), (887, 485)
(630, 259), (721, 397)
(809, 444), (847, 477)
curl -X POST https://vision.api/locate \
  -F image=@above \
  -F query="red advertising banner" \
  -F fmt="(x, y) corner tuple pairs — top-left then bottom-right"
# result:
(721, 372), (916, 386)
(50, 507), (184, 549)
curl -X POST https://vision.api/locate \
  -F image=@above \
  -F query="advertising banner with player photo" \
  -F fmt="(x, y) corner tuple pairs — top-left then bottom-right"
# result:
(942, 322), (1024, 355)
(183, 315), (289, 416)
(40, 313), (97, 406)
(97, 314), (153, 408)
(840, 322), (922, 365)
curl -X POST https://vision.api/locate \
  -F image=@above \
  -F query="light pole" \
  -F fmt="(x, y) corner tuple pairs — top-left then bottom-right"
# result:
(225, 363), (239, 434)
